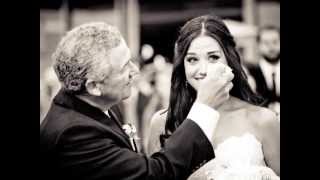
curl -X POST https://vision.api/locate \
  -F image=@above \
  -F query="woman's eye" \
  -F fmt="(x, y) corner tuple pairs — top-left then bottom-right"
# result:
(208, 55), (220, 62)
(186, 57), (198, 63)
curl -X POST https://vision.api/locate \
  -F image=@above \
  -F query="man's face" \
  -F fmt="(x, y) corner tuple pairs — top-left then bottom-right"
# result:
(258, 29), (280, 62)
(95, 38), (139, 103)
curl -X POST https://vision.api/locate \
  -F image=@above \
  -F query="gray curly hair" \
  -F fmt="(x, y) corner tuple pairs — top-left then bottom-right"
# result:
(52, 22), (122, 94)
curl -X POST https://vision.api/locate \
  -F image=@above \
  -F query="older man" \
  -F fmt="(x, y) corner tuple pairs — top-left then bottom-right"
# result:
(40, 22), (233, 180)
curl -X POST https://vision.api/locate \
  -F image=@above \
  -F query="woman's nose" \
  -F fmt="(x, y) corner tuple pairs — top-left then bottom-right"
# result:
(198, 61), (208, 76)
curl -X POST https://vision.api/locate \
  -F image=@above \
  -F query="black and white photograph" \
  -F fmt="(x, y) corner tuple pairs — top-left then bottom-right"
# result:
(40, 0), (280, 179)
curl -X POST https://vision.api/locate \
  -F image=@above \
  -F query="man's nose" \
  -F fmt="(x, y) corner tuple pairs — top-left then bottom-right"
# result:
(129, 62), (140, 79)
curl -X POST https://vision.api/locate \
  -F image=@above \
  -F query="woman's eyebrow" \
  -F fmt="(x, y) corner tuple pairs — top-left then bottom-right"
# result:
(186, 52), (197, 56)
(208, 50), (221, 54)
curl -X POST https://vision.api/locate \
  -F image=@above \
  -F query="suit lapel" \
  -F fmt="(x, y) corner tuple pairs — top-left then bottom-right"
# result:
(105, 109), (132, 148)
(53, 90), (133, 150)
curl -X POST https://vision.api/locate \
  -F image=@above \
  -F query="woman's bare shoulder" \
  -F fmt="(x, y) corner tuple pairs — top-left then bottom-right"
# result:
(147, 109), (168, 155)
(245, 104), (279, 139)
(247, 105), (277, 126)
(150, 109), (168, 131)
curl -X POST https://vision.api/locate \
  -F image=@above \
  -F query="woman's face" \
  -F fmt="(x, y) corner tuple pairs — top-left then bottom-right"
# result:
(184, 35), (228, 90)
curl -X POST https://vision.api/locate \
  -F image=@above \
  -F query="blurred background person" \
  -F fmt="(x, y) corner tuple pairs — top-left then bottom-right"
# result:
(247, 26), (280, 118)
(40, 67), (60, 122)
(141, 54), (172, 151)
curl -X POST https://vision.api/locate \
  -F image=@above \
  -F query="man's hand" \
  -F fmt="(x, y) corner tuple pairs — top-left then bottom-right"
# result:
(196, 62), (234, 109)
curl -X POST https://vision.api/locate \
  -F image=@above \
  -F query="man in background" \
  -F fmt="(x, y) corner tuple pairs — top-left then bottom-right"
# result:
(248, 26), (280, 117)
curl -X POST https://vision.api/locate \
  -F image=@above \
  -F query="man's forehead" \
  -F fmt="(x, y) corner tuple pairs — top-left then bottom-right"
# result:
(108, 40), (131, 69)
(261, 30), (280, 39)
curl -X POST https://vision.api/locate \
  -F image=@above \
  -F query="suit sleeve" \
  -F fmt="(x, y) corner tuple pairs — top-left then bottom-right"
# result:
(58, 120), (215, 180)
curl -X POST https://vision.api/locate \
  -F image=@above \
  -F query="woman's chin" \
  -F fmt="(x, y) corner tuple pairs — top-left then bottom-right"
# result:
(188, 81), (198, 90)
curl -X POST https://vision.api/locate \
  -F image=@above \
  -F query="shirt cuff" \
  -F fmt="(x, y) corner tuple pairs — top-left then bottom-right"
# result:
(187, 102), (220, 143)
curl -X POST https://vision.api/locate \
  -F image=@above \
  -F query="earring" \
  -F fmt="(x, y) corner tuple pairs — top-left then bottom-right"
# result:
(185, 80), (188, 88)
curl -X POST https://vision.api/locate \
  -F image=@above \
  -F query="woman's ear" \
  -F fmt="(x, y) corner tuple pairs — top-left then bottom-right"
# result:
(85, 79), (101, 96)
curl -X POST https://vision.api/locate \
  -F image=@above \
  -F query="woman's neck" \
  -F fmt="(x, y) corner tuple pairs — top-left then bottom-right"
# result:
(217, 96), (245, 113)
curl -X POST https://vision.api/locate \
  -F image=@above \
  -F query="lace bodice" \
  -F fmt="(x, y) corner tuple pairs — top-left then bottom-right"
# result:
(188, 133), (279, 180)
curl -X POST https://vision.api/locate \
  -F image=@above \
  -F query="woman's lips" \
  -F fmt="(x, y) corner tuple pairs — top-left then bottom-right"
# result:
(194, 77), (205, 80)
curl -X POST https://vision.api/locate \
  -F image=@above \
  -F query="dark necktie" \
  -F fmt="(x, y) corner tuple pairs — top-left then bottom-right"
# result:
(272, 72), (277, 97)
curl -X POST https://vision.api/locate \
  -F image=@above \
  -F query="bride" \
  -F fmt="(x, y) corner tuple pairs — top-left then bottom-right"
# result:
(147, 14), (280, 180)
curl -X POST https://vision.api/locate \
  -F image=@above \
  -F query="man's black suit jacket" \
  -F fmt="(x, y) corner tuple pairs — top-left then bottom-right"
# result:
(247, 64), (280, 106)
(40, 90), (215, 180)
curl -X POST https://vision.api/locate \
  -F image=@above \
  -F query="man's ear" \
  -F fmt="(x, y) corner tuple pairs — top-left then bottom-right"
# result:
(85, 79), (101, 96)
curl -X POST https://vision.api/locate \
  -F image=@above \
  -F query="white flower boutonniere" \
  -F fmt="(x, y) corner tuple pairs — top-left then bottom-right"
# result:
(122, 123), (140, 152)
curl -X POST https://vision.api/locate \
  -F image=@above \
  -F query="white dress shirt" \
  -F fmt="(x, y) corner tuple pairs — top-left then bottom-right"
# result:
(104, 110), (111, 118)
(187, 102), (220, 145)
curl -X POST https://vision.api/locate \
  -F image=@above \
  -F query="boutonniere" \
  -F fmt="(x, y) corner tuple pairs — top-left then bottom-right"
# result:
(122, 123), (140, 152)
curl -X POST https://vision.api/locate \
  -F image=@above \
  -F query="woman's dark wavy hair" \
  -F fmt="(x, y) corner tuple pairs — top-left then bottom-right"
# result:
(160, 14), (263, 146)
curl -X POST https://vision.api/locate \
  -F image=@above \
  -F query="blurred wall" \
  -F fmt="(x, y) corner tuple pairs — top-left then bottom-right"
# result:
(257, 1), (280, 28)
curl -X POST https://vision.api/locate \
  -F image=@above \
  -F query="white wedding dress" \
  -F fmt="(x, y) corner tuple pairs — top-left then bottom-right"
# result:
(188, 133), (280, 180)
